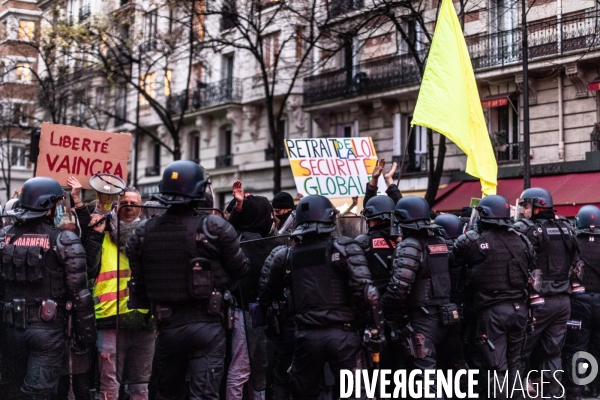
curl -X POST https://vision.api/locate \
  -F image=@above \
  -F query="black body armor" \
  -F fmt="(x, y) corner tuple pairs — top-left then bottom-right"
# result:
(577, 234), (600, 292)
(408, 236), (451, 308)
(141, 213), (228, 302)
(468, 230), (529, 292)
(356, 230), (395, 295)
(290, 238), (353, 317)
(1, 222), (65, 303)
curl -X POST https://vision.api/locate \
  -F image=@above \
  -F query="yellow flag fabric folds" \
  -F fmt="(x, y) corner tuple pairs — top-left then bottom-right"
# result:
(411, 0), (497, 196)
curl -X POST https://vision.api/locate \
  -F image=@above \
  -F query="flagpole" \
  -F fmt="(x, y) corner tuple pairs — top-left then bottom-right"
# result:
(522, 0), (531, 190)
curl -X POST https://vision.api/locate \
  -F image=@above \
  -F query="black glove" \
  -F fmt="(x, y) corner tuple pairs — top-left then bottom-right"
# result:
(74, 312), (97, 350)
(367, 335), (387, 353)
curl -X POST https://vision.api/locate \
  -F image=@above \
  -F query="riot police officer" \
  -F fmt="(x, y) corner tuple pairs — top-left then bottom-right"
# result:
(354, 195), (404, 371)
(260, 195), (384, 400)
(433, 214), (470, 375)
(563, 205), (600, 400)
(0, 177), (96, 400)
(514, 187), (579, 397)
(126, 161), (249, 400)
(382, 196), (459, 396)
(454, 195), (534, 397)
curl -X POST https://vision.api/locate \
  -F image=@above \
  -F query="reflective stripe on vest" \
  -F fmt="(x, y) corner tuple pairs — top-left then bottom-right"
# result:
(93, 232), (145, 319)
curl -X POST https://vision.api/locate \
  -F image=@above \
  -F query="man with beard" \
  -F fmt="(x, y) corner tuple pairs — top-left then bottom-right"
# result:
(89, 187), (154, 400)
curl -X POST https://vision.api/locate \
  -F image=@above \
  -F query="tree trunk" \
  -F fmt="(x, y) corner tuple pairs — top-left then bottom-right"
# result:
(424, 133), (447, 207)
(273, 144), (282, 194)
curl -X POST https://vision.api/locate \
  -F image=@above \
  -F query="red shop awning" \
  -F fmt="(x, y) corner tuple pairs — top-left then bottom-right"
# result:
(481, 94), (510, 109)
(588, 79), (600, 91)
(432, 172), (600, 217)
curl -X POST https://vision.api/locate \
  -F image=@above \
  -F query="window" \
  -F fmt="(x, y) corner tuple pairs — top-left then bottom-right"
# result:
(263, 32), (280, 69)
(1, 21), (8, 40)
(140, 72), (156, 105)
(11, 146), (28, 168)
(189, 131), (200, 162)
(114, 85), (127, 126)
(221, 0), (237, 31)
(164, 70), (172, 96)
(216, 126), (233, 167)
(16, 63), (31, 83)
(336, 124), (353, 138)
(488, 99), (520, 163)
(12, 103), (31, 126)
(144, 10), (158, 50)
(18, 20), (35, 40)
(145, 141), (161, 176)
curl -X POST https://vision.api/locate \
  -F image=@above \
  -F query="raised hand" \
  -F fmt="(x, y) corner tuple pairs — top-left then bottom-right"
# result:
(67, 176), (83, 204)
(232, 180), (244, 205)
(384, 162), (398, 186)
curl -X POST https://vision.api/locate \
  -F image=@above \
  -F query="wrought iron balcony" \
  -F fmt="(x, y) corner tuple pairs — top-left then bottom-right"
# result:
(216, 154), (233, 168)
(495, 142), (521, 164)
(79, 4), (91, 22)
(329, 0), (364, 18)
(303, 53), (422, 104)
(467, 9), (600, 70)
(168, 79), (243, 114)
(145, 165), (160, 177)
(304, 11), (600, 104)
(392, 153), (427, 174)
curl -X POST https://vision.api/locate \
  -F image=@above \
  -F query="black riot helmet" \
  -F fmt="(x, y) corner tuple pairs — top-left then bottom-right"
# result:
(576, 205), (600, 235)
(476, 195), (512, 226)
(13, 177), (64, 220)
(153, 160), (206, 205)
(363, 196), (395, 222)
(434, 214), (463, 239)
(519, 187), (553, 209)
(291, 195), (336, 238)
(394, 196), (432, 230)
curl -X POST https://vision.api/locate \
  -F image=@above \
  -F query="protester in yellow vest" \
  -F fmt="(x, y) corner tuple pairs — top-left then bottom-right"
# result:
(88, 187), (154, 400)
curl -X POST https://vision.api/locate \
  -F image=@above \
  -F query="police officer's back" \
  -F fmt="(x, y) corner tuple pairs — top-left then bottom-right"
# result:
(563, 205), (600, 400)
(0, 177), (96, 399)
(453, 195), (534, 395)
(126, 161), (249, 400)
(514, 187), (579, 397)
(382, 196), (459, 384)
(261, 195), (383, 400)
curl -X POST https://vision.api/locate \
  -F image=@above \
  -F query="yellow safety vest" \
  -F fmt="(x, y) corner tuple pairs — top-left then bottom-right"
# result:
(93, 232), (139, 319)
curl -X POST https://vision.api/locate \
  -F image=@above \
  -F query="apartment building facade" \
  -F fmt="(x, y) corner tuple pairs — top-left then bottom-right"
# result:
(35, 0), (600, 214)
(0, 0), (41, 204)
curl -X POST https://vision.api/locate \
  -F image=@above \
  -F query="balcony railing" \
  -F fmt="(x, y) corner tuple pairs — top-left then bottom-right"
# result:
(495, 142), (521, 164)
(467, 9), (600, 70)
(216, 154), (233, 168)
(145, 165), (160, 177)
(304, 53), (423, 104)
(79, 4), (91, 22)
(392, 153), (427, 174)
(329, 0), (364, 18)
(304, 10), (600, 104)
(168, 79), (243, 114)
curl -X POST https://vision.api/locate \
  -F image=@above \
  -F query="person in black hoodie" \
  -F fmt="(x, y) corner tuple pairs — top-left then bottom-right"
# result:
(226, 180), (274, 400)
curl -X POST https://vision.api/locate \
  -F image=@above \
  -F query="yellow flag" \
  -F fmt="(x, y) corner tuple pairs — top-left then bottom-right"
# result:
(411, 0), (497, 196)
